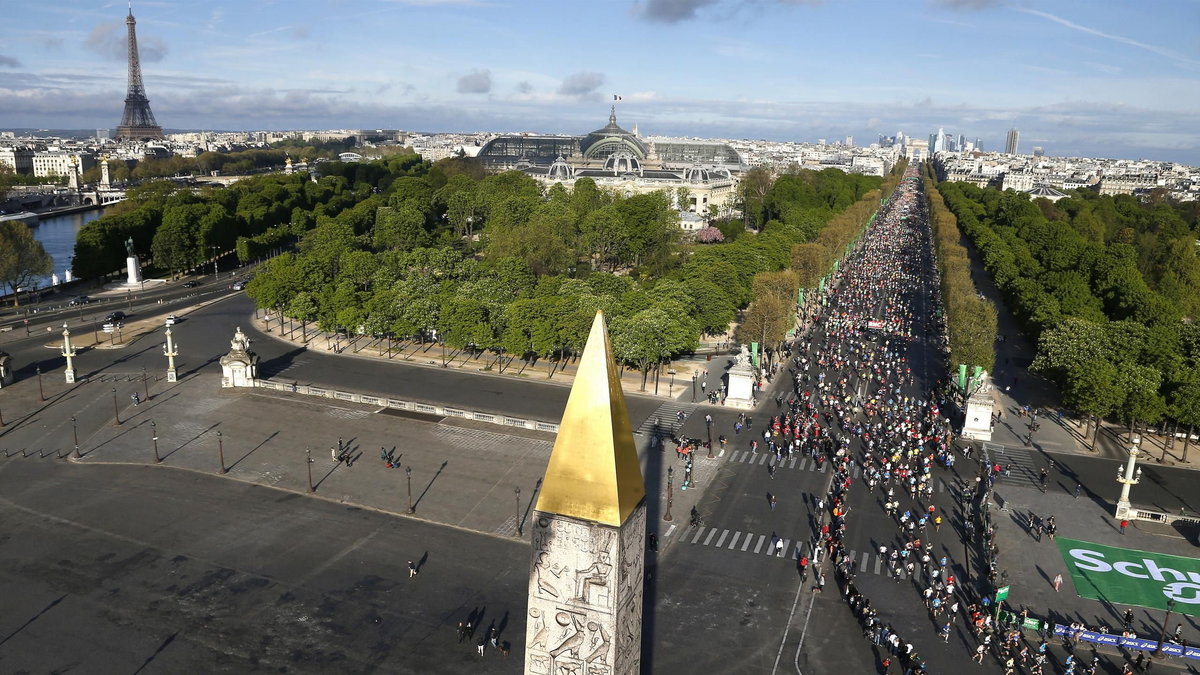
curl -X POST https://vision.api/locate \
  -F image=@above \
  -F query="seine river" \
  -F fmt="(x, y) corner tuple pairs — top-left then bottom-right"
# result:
(29, 207), (109, 289)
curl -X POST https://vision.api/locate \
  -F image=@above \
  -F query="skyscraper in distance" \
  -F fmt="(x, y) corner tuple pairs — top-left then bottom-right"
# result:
(115, 3), (164, 141)
(1005, 128), (1020, 155)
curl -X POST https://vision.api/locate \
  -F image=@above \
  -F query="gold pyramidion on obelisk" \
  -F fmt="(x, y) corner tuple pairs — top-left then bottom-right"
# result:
(525, 310), (646, 675)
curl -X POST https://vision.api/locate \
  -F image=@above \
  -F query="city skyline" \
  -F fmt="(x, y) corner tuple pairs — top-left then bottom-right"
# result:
(1, 0), (1199, 163)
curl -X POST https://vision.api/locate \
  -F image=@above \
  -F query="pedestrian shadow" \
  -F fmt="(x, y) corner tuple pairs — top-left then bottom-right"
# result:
(1035, 564), (1052, 587)
(227, 430), (280, 471)
(158, 422), (221, 462)
(417, 550), (428, 571)
(412, 460), (449, 511)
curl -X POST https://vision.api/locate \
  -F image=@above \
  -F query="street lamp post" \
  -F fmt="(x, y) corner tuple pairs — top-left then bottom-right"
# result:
(163, 326), (178, 382)
(1154, 598), (1177, 659)
(217, 430), (227, 474)
(515, 487), (522, 536)
(71, 415), (79, 459)
(1115, 436), (1144, 520)
(142, 367), (149, 401)
(151, 420), (160, 463)
(111, 387), (121, 426)
(668, 369), (676, 397)
(306, 449), (314, 492)
(691, 372), (697, 402)
(211, 246), (219, 281)
(36, 365), (44, 402)
(406, 466), (414, 513)
(61, 324), (77, 383)
(664, 466), (674, 521)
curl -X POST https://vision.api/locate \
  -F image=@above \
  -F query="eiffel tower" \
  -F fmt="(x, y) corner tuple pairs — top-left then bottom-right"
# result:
(115, 3), (164, 141)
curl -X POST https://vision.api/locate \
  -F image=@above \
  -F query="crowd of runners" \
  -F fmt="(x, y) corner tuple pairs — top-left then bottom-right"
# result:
(738, 165), (1120, 674)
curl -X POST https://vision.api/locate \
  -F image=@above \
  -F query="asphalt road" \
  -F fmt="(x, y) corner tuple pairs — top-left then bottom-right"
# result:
(0, 459), (530, 674)
(3, 289), (665, 427)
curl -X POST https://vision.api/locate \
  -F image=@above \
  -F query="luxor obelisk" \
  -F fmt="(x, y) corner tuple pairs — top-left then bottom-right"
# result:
(525, 310), (646, 675)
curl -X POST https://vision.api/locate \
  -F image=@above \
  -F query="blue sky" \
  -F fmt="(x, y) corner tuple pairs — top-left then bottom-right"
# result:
(2, 0), (1199, 163)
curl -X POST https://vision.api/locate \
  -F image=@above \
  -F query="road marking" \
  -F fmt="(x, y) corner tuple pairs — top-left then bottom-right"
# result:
(852, 466), (861, 479)
(846, 550), (857, 565)
(788, 457), (797, 469)
(703, 528), (718, 546)
(753, 535), (765, 554)
(741, 535), (753, 551)
(860, 552), (870, 572)
(691, 526), (706, 544)
(874, 556), (883, 575)
(759, 454), (770, 465)
(714, 529), (729, 547)
(798, 458), (808, 471)
(728, 532), (741, 549)
(730, 451), (742, 463)
(665, 524), (676, 538)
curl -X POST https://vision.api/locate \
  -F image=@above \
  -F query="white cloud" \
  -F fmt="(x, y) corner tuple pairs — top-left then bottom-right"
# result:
(558, 71), (605, 97)
(86, 20), (168, 62)
(456, 69), (492, 94)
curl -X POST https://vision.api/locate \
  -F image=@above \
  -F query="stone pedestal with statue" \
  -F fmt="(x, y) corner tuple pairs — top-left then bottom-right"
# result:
(125, 237), (143, 285)
(724, 344), (756, 409)
(960, 370), (995, 441)
(220, 327), (258, 388)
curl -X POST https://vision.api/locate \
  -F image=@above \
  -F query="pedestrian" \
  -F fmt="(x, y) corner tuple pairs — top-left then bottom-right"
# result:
(408, 560), (418, 578)
(1074, 483), (1082, 498)
(1053, 573), (1063, 592)
(1120, 519), (1129, 535)
(457, 621), (467, 642)
(768, 464), (776, 479)
(476, 636), (486, 656)
(131, 392), (141, 406)
(769, 494), (777, 511)
(331, 446), (338, 461)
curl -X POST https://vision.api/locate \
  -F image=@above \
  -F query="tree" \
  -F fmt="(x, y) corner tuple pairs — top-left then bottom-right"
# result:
(0, 220), (52, 305)
(373, 204), (427, 251)
(1063, 359), (1123, 448)
(611, 306), (696, 390)
(738, 167), (773, 229)
(739, 295), (792, 351)
(151, 213), (197, 275)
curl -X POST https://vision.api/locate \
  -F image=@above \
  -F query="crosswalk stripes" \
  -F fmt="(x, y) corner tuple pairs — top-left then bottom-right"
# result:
(672, 526), (919, 578)
(981, 442), (1041, 487)
(634, 402), (695, 437)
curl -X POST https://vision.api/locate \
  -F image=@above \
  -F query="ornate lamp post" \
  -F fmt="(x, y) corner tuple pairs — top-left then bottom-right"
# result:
(306, 449), (314, 492)
(515, 487), (522, 536)
(71, 415), (79, 459)
(61, 323), (78, 383)
(111, 387), (121, 426)
(406, 466), (414, 513)
(216, 430), (227, 474)
(1153, 598), (1177, 659)
(691, 372), (697, 402)
(1115, 436), (1143, 520)
(36, 365), (44, 402)
(664, 466), (674, 521)
(151, 420), (160, 463)
(163, 326), (178, 382)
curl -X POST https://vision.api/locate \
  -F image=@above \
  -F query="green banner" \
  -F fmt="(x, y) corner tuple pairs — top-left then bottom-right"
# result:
(994, 585), (1010, 603)
(1057, 537), (1200, 618)
(751, 342), (759, 368)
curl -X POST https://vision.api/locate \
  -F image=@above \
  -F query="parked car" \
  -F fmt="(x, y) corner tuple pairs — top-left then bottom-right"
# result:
(69, 295), (91, 305)
(104, 311), (126, 323)
(165, 314), (179, 326)
(182, 281), (199, 288)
